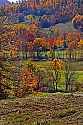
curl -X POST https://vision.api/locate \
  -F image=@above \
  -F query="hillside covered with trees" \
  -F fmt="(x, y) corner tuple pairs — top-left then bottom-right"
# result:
(0, 0), (83, 125)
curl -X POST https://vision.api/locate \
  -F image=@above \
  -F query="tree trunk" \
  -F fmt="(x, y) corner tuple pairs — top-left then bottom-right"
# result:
(69, 51), (72, 60)
(56, 81), (58, 92)
(53, 80), (55, 92)
(65, 81), (68, 91)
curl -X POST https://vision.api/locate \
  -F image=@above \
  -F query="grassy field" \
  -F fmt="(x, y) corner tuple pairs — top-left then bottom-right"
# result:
(23, 60), (83, 81)
(22, 60), (83, 71)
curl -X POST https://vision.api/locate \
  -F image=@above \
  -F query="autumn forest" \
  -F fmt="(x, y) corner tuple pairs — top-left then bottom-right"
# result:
(0, 0), (83, 125)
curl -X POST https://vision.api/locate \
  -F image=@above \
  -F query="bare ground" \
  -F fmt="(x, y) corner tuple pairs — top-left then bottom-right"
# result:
(0, 94), (83, 125)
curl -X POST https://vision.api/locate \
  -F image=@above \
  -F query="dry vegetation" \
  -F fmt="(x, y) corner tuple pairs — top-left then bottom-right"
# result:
(0, 94), (83, 125)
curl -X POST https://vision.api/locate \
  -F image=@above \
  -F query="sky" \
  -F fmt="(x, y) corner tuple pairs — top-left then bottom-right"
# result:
(8, 0), (19, 3)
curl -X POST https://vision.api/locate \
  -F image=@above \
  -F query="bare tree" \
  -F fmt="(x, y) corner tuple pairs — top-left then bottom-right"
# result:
(64, 60), (76, 92)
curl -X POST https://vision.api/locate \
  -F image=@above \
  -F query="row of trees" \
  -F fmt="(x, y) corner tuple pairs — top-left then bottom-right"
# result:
(1, 24), (82, 60)
(0, 58), (77, 98)
(0, 0), (79, 15)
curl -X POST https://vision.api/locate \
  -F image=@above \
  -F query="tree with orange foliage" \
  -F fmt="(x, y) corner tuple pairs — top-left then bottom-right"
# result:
(10, 45), (17, 58)
(33, 38), (48, 59)
(51, 59), (64, 91)
(66, 32), (80, 60)
(15, 61), (39, 97)
(47, 38), (56, 59)
(21, 68), (38, 88)
(78, 39), (83, 49)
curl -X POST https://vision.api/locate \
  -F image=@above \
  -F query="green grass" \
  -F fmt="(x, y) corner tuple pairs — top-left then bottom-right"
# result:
(23, 60), (83, 79)
(70, 61), (83, 71)
(76, 71), (83, 83)
(2, 58), (83, 91)
(31, 92), (49, 97)
(22, 59), (83, 70)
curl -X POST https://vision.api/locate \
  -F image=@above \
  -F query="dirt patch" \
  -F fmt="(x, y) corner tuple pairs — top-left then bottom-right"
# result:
(0, 94), (83, 125)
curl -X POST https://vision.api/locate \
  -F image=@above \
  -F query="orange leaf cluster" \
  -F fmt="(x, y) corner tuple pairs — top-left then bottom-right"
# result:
(52, 59), (64, 71)
(34, 38), (47, 47)
(20, 68), (38, 89)
(78, 39), (83, 48)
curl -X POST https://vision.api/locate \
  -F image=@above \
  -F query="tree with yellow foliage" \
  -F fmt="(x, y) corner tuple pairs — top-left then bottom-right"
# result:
(77, 39), (83, 60)
(51, 59), (64, 91)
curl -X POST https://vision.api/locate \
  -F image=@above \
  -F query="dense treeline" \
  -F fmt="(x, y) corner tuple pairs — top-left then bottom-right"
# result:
(0, 0), (82, 25)
(0, 23), (82, 60)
